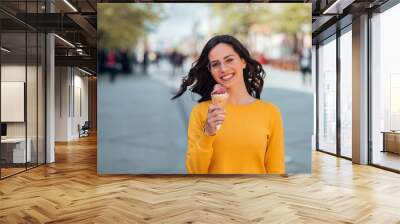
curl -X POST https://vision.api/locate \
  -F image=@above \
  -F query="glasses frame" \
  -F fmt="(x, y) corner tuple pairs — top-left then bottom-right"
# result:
(207, 55), (241, 73)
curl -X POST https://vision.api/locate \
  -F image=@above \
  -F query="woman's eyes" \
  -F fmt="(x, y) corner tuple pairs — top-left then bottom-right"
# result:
(226, 58), (234, 63)
(210, 57), (235, 68)
(210, 62), (220, 68)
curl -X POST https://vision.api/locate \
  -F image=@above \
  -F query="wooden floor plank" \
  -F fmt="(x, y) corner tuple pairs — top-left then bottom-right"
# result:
(0, 134), (399, 223)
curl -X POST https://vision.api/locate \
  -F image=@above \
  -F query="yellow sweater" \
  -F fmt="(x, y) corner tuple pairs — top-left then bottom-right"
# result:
(186, 99), (285, 174)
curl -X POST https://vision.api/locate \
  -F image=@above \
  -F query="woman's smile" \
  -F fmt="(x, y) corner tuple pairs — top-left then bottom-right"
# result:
(220, 73), (234, 82)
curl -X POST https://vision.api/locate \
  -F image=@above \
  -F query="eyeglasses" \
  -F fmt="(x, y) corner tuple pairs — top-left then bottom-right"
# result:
(207, 55), (240, 72)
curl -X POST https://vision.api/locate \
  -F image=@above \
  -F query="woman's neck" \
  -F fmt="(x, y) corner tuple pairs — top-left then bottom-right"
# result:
(226, 84), (255, 105)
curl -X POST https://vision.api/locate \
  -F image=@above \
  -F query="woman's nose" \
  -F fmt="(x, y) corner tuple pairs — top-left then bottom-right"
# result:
(220, 63), (229, 73)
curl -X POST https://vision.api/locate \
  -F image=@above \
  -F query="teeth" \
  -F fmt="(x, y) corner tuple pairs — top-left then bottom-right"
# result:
(221, 74), (233, 81)
(213, 92), (227, 96)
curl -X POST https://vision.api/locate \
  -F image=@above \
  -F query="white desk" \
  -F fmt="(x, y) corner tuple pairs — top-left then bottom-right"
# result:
(1, 138), (31, 163)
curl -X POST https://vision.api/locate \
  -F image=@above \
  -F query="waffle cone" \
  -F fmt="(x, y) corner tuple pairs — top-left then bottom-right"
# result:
(211, 92), (229, 107)
(211, 92), (228, 131)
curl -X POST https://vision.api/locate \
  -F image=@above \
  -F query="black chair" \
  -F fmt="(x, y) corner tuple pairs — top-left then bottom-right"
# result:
(78, 121), (90, 138)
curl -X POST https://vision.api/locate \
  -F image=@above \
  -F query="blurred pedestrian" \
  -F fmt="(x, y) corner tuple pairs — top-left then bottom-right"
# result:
(299, 47), (311, 86)
(153, 51), (162, 70)
(131, 51), (138, 75)
(142, 49), (149, 75)
(106, 49), (118, 82)
(99, 48), (107, 74)
(258, 52), (267, 65)
(170, 50), (186, 77)
(119, 49), (131, 74)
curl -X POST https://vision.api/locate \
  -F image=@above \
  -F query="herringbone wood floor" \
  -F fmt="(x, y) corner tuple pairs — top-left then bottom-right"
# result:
(0, 134), (400, 224)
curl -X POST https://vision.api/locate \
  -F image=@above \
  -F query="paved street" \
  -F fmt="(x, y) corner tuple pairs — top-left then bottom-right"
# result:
(98, 62), (313, 174)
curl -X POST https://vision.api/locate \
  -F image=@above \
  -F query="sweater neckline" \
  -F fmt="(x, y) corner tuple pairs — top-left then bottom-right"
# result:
(227, 99), (259, 108)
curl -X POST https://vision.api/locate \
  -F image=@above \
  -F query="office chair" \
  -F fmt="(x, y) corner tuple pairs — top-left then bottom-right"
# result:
(79, 121), (90, 138)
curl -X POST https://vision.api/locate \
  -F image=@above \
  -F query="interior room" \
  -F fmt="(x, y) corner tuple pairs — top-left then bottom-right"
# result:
(0, 0), (399, 223)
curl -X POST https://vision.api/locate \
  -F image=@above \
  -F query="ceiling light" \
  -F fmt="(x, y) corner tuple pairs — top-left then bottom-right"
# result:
(63, 0), (78, 12)
(1, 47), (11, 53)
(322, 0), (355, 15)
(78, 67), (92, 76)
(54, 34), (75, 48)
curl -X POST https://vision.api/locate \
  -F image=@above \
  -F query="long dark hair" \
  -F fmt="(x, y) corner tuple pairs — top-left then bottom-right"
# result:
(171, 35), (265, 102)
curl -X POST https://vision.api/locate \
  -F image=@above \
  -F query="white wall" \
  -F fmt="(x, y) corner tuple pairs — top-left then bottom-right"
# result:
(55, 67), (89, 141)
(1, 65), (26, 131)
(1, 65), (37, 138)
(55, 66), (70, 141)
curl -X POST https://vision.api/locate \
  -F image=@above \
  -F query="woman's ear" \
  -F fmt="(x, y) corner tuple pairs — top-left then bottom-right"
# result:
(241, 58), (246, 69)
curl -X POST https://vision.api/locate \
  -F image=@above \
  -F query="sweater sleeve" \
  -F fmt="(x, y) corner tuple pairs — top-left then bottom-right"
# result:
(265, 106), (285, 174)
(186, 104), (216, 174)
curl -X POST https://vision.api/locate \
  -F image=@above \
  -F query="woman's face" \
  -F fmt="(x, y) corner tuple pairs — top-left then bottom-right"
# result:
(208, 43), (246, 89)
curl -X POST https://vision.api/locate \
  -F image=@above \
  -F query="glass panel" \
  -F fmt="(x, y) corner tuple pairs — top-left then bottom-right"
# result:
(0, 1), (46, 178)
(1, 30), (27, 177)
(27, 31), (38, 169)
(340, 29), (352, 158)
(371, 4), (400, 171)
(312, 45), (317, 150)
(38, 33), (45, 165)
(318, 37), (337, 154)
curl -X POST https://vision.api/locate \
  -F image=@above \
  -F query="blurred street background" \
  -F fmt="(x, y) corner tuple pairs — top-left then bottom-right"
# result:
(97, 3), (313, 174)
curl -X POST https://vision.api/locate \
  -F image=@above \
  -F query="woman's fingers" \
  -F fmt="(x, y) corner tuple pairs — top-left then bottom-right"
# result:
(205, 104), (226, 135)
(208, 115), (224, 124)
(215, 120), (224, 126)
(208, 104), (226, 114)
(209, 112), (225, 121)
(209, 107), (225, 117)
(207, 115), (225, 130)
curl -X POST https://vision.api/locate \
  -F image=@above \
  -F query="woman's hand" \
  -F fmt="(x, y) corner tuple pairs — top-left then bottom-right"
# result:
(204, 104), (226, 136)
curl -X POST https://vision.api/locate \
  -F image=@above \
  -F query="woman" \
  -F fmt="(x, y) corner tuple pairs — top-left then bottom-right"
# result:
(172, 35), (285, 174)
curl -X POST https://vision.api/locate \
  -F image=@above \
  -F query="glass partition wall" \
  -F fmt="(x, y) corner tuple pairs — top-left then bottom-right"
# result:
(339, 27), (352, 159)
(316, 0), (400, 173)
(0, 2), (46, 179)
(317, 35), (337, 155)
(370, 3), (400, 171)
(0, 30), (27, 177)
(316, 26), (353, 159)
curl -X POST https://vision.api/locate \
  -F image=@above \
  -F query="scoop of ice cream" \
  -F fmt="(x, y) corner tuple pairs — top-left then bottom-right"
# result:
(211, 84), (229, 107)
(211, 84), (227, 95)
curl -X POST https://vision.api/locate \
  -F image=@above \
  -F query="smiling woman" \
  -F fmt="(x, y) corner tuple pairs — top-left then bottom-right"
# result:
(172, 35), (285, 174)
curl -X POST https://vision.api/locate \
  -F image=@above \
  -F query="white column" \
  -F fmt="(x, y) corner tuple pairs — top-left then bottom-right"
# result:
(45, 1), (55, 163)
(312, 45), (317, 150)
(46, 33), (55, 163)
(352, 14), (369, 164)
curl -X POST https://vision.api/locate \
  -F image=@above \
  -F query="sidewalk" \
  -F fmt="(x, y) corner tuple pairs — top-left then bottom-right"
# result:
(98, 73), (192, 174)
(263, 65), (313, 94)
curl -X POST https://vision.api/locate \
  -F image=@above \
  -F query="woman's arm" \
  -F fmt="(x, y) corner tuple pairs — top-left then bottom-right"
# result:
(264, 106), (285, 174)
(186, 105), (216, 174)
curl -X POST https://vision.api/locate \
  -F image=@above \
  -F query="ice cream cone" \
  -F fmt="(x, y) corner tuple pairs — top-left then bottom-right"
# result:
(211, 84), (229, 131)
